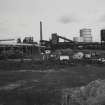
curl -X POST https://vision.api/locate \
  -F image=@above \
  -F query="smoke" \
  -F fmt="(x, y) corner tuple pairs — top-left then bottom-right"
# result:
(58, 14), (78, 24)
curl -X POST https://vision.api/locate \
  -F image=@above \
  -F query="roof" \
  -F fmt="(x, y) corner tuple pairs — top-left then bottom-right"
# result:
(0, 42), (40, 47)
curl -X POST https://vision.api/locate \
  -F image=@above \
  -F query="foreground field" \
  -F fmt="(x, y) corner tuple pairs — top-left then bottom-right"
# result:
(0, 63), (105, 105)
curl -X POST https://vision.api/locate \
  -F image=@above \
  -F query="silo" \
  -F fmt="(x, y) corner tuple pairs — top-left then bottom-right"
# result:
(80, 28), (92, 42)
(73, 37), (84, 42)
(101, 30), (105, 41)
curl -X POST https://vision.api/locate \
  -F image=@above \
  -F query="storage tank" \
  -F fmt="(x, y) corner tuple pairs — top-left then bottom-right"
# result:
(73, 37), (84, 42)
(101, 29), (105, 41)
(80, 29), (91, 37)
(80, 28), (92, 42)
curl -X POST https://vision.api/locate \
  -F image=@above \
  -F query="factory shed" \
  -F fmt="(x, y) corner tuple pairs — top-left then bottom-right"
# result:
(0, 43), (42, 61)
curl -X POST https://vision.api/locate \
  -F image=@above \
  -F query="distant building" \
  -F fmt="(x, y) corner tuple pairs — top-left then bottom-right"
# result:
(101, 29), (105, 42)
(73, 37), (84, 42)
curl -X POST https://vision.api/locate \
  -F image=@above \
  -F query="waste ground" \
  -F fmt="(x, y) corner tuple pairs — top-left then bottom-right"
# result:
(0, 63), (105, 105)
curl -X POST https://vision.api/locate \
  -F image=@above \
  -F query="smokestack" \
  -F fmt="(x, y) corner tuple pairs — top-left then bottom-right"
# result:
(40, 21), (43, 41)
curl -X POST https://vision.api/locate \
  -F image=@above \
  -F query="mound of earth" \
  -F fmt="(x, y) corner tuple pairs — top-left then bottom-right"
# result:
(62, 79), (105, 105)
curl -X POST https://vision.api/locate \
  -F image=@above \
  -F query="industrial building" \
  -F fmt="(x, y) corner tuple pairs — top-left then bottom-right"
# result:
(0, 38), (42, 61)
(0, 22), (105, 64)
(40, 27), (105, 63)
(73, 28), (92, 43)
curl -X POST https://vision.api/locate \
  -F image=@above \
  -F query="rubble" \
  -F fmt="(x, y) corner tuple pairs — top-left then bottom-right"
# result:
(62, 79), (105, 105)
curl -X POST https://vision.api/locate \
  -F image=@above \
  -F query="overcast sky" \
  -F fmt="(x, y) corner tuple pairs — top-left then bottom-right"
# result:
(0, 0), (105, 42)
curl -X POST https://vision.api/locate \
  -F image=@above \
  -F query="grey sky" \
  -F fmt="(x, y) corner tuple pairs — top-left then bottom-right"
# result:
(0, 0), (105, 41)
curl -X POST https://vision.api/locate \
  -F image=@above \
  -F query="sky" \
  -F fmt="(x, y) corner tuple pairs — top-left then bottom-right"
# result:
(0, 0), (105, 42)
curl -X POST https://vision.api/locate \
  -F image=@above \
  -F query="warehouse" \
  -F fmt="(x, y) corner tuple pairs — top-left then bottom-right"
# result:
(0, 43), (42, 61)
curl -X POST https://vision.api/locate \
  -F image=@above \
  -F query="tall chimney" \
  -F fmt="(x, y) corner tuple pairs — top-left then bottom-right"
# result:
(40, 21), (43, 41)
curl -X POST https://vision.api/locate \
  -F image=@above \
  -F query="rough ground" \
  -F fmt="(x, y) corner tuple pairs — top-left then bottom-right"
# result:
(0, 61), (105, 105)
(62, 79), (105, 105)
